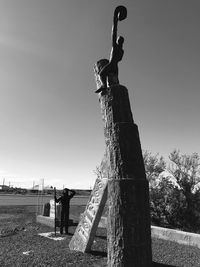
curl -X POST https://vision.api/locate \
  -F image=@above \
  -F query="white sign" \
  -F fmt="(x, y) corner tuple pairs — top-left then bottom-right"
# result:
(49, 199), (61, 219)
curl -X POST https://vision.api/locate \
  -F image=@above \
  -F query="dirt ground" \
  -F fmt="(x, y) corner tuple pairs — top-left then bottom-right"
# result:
(0, 205), (200, 267)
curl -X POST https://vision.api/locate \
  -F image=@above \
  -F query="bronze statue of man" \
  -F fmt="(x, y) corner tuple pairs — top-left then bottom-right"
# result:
(95, 6), (127, 93)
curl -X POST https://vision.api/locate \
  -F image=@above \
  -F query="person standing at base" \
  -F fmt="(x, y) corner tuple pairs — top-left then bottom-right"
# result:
(55, 188), (76, 235)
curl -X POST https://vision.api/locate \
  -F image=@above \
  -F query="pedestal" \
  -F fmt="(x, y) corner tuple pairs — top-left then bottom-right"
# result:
(99, 85), (152, 267)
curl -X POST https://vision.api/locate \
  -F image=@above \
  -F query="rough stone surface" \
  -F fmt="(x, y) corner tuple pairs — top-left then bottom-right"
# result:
(107, 179), (152, 266)
(99, 85), (152, 267)
(69, 178), (107, 252)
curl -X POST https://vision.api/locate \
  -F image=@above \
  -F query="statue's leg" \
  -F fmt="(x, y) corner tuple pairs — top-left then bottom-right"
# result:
(100, 70), (107, 89)
(95, 63), (112, 93)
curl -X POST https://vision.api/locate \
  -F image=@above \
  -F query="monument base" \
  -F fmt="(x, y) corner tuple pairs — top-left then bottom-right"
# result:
(107, 178), (152, 267)
(36, 215), (74, 228)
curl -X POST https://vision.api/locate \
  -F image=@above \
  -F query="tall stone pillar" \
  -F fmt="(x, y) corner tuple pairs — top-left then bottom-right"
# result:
(98, 85), (152, 267)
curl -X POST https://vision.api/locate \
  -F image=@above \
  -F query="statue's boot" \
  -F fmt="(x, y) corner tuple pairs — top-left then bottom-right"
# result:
(95, 86), (107, 93)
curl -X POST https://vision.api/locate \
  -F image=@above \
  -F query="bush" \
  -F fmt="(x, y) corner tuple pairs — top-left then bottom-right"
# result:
(144, 149), (200, 232)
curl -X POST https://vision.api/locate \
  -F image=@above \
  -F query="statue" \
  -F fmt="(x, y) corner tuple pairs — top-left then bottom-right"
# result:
(94, 6), (127, 93)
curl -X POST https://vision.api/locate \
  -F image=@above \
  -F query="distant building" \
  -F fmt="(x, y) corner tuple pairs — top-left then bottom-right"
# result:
(32, 184), (39, 190)
(0, 185), (10, 191)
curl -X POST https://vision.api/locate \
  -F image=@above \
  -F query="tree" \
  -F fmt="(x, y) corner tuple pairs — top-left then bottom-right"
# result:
(149, 176), (184, 227)
(143, 150), (166, 187)
(144, 149), (200, 231)
(143, 150), (167, 225)
(168, 150), (200, 195)
(168, 149), (200, 231)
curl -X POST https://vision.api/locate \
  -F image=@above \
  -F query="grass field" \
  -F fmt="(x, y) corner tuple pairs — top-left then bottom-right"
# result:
(1, 205), (200, 266)
(0, 194), (89, 206)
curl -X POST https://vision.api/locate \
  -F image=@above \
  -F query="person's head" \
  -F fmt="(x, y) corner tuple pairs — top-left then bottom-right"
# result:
(117, 36), (124, 46)
(63, 188), (69, 196)
(94, 59), (109, 73)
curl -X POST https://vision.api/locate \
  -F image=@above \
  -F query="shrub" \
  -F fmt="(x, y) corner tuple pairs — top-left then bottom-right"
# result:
(144, 149), (200, 232)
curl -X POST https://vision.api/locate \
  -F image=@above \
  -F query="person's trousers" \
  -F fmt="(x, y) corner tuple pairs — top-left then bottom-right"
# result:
(60, 210), (69, 234)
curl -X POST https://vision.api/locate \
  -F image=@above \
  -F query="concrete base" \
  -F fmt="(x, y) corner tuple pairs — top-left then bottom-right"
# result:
(37, 215), (55, 228)
(151, 226), (200, 249)
(37, 215), (200, 250)
(36, 215), (75, 228)
(98, 216), (200, 250)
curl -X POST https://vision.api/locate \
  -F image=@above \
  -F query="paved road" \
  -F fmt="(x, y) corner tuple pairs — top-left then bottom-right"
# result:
(0, 194), (89, 206)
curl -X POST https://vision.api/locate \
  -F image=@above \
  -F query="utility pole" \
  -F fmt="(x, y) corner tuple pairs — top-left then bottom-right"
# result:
(41, 178), (44, 214)
(54, 187), (57, 236)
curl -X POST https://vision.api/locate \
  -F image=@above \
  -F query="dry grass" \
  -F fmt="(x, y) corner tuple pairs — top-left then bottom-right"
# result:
(0, 206), (200, 267)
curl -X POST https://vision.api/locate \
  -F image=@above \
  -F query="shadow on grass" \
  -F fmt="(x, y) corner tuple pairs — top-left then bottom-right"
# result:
(88, 253), (176, 267)
(69, 222), (78, 227)
(66, 232), (73, 236)
(95, 234), (107, 240)
(86, 255), (176, 266)
(153, 262), (176, 267)
(89, 250), (107, 257)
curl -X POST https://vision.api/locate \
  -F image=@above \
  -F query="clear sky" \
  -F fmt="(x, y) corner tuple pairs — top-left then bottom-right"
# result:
(0, 0), (200, 189)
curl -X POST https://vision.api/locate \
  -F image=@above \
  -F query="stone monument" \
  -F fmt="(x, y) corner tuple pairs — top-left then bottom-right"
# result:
(94, 6), (152, 267)
(69, 177), (107, 252)
(70, 6), (152, 266)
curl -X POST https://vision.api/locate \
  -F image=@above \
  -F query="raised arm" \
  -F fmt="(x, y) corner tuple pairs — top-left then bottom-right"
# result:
(112, 6), (127, 46)
(112, 9), (119, 46)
